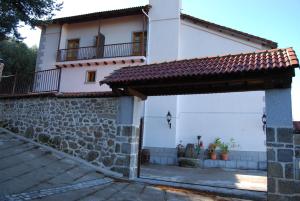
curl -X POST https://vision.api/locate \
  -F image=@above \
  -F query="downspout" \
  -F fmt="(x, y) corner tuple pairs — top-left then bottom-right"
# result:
(141, 8), (151, 150)
(142, 8), (150, 65)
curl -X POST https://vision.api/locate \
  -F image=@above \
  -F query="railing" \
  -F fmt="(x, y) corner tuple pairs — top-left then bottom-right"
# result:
(57, 42), (146, 62)
(0, 68), (61, 95)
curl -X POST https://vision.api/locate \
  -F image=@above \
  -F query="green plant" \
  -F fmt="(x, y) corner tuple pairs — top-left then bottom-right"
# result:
(219, 138), (239, 154)
(220, 143), (229, 154)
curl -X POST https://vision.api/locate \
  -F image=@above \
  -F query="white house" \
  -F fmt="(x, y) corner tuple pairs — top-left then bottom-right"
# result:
(36, 0), (278, 169)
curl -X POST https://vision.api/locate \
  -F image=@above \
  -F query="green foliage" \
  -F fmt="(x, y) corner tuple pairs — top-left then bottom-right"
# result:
(0, 0), (63, 40)
(219, 138), (239, 154)
(0, 39), (37, 75)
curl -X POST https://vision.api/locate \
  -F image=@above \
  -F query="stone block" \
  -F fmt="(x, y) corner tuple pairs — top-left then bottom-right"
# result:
(268, 178), (276, 193)
(121, 143), (131, 154)
(268, 162), (283, 178)
(236, 161), (248, 169)
(294, 134), (300, 145)
(86, 151), (99, 162)
(115, 143), (120, 153)
(267, 148), (276, 161)
(25, 126), (34, 138)
(38, 134), (50, 143)
(225, 160), (237, 169)
(296, 150), (300, 158)
(122, 126), (132, 137)
(217, 160), (226, 168)
(278, 180), (300, 194)
(277, 128), (293, 143)
(278, 149), (293, 162)
(247, 161), (258, 170)
(267, 194), (290, 201)
(285, 163), (294, 179)
(267, 128), (275, 142)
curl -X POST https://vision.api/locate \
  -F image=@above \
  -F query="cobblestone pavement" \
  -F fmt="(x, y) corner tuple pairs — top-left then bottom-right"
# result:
(0, 130), (252, 201)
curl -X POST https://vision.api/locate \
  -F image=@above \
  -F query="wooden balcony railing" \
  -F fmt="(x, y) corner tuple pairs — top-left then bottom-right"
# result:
(56, 42), (146, 62)
(0, 69), (61, 95)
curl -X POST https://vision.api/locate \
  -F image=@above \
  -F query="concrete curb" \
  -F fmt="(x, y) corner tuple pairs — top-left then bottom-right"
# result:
(0, 127), (123, 179)
(134, 178), (267, 201)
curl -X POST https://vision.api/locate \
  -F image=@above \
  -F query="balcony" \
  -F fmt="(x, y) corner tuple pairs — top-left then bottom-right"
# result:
(0, 69), (61, 95)
(56, 42), (146, 62)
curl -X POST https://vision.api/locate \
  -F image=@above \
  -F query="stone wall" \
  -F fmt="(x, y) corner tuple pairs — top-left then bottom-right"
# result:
(267, 127), (300, 200)
(0, 96), (139, 177)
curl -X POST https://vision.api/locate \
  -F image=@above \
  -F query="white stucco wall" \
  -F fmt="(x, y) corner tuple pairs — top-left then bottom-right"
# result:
(37, 15), (146, 92)
(59, 60), (145, 92)
(59, 15), (144, 49)
(37, 25), (61, 71)
(147, 0), (181, 63)
(143, 92), (266, 152)
(176, 92), (266, 152)
(143, 96), (179, 148)
(179, 20), (265, 59)
(143, 2), (269, 152)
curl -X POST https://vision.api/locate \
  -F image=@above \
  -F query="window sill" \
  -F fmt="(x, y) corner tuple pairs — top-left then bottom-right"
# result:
(84, 82), (96, 84)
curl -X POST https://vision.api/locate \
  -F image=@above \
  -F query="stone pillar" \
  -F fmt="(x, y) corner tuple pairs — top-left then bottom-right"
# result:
(113, 97), (143, 179)
(266, 89), (300, 200)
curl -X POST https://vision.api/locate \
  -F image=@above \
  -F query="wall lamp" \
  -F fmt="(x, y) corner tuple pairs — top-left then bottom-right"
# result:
(262, 113), (267, 131)
(166, 111), (172, 129)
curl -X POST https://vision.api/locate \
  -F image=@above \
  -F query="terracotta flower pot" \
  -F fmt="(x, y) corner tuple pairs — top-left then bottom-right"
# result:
(221, 153), (229, 161)
(210, 152), (217, 160)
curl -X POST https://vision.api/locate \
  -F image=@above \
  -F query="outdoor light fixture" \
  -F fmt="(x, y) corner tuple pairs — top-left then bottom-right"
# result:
(262, 113), (267, 131)
(166, 111), (172, 129)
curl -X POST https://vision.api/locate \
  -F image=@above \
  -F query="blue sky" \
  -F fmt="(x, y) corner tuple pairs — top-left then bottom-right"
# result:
(19, 0), (300, 120)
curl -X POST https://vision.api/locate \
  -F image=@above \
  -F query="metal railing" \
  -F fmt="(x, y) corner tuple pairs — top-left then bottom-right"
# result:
(57, 42), (146, 62)
(0, 68), (61, 95)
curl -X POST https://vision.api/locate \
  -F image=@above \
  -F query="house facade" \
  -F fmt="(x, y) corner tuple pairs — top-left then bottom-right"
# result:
(35, 0), (278, 169)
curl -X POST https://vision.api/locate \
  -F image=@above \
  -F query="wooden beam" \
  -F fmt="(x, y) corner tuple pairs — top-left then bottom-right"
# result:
(127, 87), (147, 100)
(112, 88), (124, 96)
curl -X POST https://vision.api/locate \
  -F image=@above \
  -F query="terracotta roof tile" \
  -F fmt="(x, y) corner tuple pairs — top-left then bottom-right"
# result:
(101, 48), (299, 85)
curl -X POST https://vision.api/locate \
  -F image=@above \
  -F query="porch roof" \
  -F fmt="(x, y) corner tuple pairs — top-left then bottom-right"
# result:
(100, 48), (298, 98)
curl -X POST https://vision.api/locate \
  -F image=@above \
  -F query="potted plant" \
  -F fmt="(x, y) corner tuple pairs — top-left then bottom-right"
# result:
(219, 143), (229, 160)
(208, 143), (217, 160)
(177, 141), (185, 158)
(219, 138), (238, 161)
(208, 138), (221, 160)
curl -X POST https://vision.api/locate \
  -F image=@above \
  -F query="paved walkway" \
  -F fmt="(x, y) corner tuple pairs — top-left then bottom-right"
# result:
(0, 130), (252, 201)
(141, 164), (267, 191)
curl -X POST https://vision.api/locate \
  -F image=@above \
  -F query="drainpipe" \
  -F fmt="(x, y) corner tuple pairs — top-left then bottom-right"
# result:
(141, 8), (151, 148)
(142, 8), (150, 65)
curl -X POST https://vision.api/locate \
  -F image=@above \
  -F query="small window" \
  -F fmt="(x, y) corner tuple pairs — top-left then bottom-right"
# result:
(85, 71), (96, 83)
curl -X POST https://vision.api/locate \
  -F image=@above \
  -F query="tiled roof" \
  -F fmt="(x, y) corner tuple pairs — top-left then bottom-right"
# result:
(47, 6), (149, 24)
(181, 14), (277, 49)
(101, 48), (298, 85)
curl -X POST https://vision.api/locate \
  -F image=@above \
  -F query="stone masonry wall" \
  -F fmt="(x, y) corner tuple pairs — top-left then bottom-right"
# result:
(0, 96), (138, 177)
(267, 127), (300, 200)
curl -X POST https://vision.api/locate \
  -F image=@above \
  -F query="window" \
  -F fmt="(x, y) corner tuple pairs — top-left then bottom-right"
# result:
(85, 71), (96, 83)
(132, 32), (147, 56)
(67, 39), (80, 60)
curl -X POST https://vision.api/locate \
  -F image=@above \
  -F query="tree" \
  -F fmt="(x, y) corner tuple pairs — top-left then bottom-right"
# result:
(0, 40), (37, 75)
(0, 0), (62, 40)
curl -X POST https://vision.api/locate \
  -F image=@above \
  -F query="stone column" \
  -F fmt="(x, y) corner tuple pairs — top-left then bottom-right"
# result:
(113, 97), (143, 179)
(266, 89), (300, 200)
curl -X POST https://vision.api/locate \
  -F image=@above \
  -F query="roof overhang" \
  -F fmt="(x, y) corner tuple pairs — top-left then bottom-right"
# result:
(107, 69), (295, 100)
(101, 48), (299, 100)
(39, 6), (150, 26)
